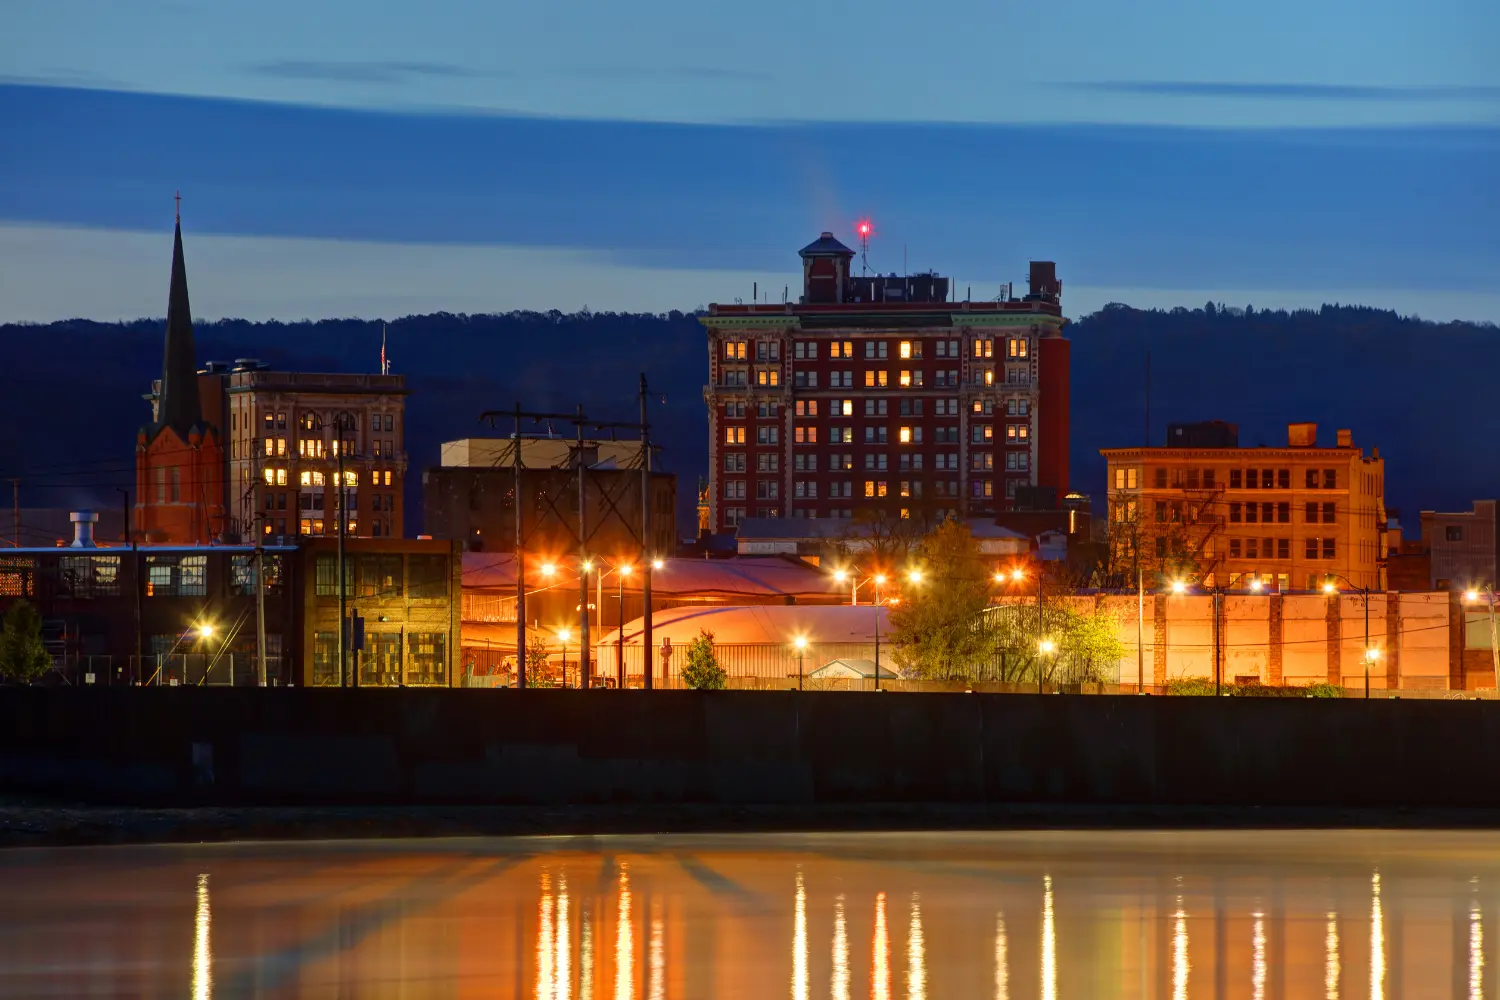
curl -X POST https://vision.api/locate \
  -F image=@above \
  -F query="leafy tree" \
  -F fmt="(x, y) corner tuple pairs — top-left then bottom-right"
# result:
(888, 518), (995, 680)
(978, 602), (1125, 685)
(0, 600), (50, 683)
(525, 635), (556, 688)
(679, 628), (727, 690)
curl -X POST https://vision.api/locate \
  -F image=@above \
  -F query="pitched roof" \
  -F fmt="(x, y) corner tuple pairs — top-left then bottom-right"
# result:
(798, 232), (855, 258)
(153, 216), (203, 438)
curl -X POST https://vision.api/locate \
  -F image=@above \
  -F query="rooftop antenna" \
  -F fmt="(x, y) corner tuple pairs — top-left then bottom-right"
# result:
(855, 219), (873, 276)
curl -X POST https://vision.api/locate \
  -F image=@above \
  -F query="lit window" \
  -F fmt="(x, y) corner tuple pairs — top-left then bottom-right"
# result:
(264, 438), (274, 456)
(725, 427), (745, 444)
(841, 400), (853, 416)
(865, 480), (875, 498)
(344, 471), (357, 487)
(899, 426), (912, 443)
(984, 369), (994, 386)
(263, 468), (275, 485)
(877, 481), (887, 497)
(899, 341), (912, 359)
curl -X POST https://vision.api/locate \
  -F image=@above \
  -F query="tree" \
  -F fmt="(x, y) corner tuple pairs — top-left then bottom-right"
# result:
(525, 635), (556, 688)
(976, 602), (1126, 686)
(680, 629), (727, 690)
(0, 600), (50, 683)
(888, 518), (995, 680)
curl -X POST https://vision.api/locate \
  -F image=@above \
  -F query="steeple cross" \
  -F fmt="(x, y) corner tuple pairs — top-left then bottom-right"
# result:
(174, 190), (181, 222)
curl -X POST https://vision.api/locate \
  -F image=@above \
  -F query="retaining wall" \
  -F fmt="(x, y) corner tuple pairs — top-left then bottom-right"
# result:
(2, 688), (1499, 811)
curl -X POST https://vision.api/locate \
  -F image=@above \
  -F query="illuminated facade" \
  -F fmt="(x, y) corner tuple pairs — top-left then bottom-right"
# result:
(702, 232), (1070, 533)
(1101, 421), (1387, 591)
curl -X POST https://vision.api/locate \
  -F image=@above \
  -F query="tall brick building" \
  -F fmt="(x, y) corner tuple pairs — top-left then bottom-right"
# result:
(700, 232), (1070, 532)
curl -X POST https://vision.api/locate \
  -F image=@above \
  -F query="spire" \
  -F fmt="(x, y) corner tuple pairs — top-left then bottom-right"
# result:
(156, 199), (202, 437)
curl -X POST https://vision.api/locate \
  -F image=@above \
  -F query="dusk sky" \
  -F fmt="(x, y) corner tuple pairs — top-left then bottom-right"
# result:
(2, 0), (1497, 323)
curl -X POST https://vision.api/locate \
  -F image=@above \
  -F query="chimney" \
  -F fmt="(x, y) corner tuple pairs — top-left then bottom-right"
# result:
(70, 510), (99, 548)
(1336, 428), (1352, 448)
(1287, 423), (1317, 447)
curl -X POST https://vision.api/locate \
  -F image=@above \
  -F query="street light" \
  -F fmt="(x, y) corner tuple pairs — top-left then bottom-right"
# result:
(1037, 638), (1057, 695)
(198, 623), (214, 640)
(1170, 579), (1187, 595)
(556, 627), (572, 688)
(540, 562), (558, 578)
(1464, 587), (1500, 695)
(1249, 578), (1264, 593)
(793, 635), (808, 690)
(907, 569), (924, 584)
(1322, 575), (1376, 697)
(652, 558), (665, 571)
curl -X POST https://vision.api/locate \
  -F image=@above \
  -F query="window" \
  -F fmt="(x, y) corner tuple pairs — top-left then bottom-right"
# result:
(228, 553), (283, 596)
(725, 340), (746, 359)
(1230, 469), (1242, 489)
(724, 507), (746, 527)
(1306, 537), (1319, 559)
(756, 426), (779, 445)
(756, 453), (779, 472)
(1277, 469), (1290, 489)
(1245, 503), (1258, 524)
(1203, 469), (1216, 488)
(312, 632), (339, 686)
(407, 633), (447, 685)
(755, 340), (781, 361)
(1277, 502), (1290, 523)
(725, 401), (745, 418)
(900, 399), (924, 417)
(722, 369), (748, 387)
(973, 453), (994, 471)
(724, 481), (746, 499)
(899, 340), (922, 360)
(1185, 469), (1199, 490)
(725, 427), (745, 444)
(1007, 337), (1028, 358)
(263, 468), (275, 485)
(755, 369), (780, 387)
(1305, 501), (1319, 524)
(170, 466), (181, 502)
(1230, 539), (1242, 559)
(795, 400), (818, 417)
(864, 427), (888, 444)
(1276, 538), (1289, 559)
(973, 425), (994, 443)
(314, 554), (353, 596)
(756, 481), (779, 500)
(863, 400), (888, 417)
(970, 479), (993, 498)
(1154, 468), (1167, 489)
(1322, 502), (1336, 523)
(794, 426), (817, 444)
(408, 555), (448, 601)
(899, 426), (921, 444)
(831, 427), (852, 444)
(1322, 538), (1336, 559)
(793, 342), (809, 359)
(1229, 502), (1242, 523)
(145, 554), (207, 597)
(973, 399), (994, 416)
(1261, 502), (1274, 523)
(1246, 538), (1258, 560)
(57, 555), (121, 598)
(724, 453), (746, 473)
(1245, 468), (1258, 490)
(973, 337), (993, 358)
(1323, 469), (1337, 488)
(1447, 525), (1466, 542)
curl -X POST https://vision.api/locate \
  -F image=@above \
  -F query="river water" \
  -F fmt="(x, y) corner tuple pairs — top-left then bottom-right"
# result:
(2, 830), (1497, 998)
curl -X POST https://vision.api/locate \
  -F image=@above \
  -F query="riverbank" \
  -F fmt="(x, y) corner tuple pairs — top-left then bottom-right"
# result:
(7, 799), (1500, 849)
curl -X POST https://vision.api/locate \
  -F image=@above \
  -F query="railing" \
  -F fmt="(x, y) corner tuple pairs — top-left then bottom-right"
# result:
(51, 654), (284, 686)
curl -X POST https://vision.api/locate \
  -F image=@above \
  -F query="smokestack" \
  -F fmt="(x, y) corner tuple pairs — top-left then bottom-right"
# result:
(70, 510), (98, 548)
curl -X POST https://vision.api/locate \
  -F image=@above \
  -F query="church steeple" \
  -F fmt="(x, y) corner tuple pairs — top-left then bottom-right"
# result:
(156, 193), (202, 437)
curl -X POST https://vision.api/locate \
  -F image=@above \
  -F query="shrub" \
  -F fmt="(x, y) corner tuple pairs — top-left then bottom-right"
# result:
(1301, 682), (1346, 699)
(1165, 677), (1220, 696)
(0, 600), (50, 683)
(680, 629), (727, 690)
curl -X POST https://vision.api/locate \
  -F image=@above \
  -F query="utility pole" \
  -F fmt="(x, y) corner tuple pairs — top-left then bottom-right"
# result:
(336, 413), (350, 688)
(513, 404), (526, 689)
(576, 404), (591, 689)
(251, 437), (268, 687)
(639, 373), (653, 692)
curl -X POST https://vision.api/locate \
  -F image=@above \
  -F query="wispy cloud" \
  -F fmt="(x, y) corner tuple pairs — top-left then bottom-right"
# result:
(1055, 81), (1500, 102)
(248, 60), (496, 85)
(560, 65), (772, 83)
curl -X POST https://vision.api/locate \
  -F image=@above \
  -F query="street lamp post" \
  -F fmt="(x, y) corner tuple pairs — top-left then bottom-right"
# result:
(1037, 638), (1056, 695)
(1464, 588), (1500, 695)
(617, 563), (632, 689)
(1323, 577), (1375, 697)
(794, 635), (807, 691)
(557, 627), (572, 689)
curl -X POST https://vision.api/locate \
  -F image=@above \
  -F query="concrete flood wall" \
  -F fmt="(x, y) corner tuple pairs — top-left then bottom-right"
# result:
(3, 688), (1500, 811)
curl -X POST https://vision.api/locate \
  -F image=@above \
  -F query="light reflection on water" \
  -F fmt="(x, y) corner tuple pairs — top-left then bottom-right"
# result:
(2, 831), (1499, 998)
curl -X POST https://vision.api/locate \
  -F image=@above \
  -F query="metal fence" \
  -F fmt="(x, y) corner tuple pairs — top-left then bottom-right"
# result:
(50, 654), (284, 686)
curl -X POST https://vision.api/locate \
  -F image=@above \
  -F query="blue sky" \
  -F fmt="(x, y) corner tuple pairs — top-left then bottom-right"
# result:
(1, 0), (1497, 323)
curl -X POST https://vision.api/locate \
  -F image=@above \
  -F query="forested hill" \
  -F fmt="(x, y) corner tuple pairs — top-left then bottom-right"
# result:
(1, 303), (1494, 533)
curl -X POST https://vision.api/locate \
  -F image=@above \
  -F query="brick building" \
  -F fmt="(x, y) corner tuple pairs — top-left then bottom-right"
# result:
(1101, 421), (1387, 591)
(1421, 499), (1498, 591)
(422, 437), (676, 558)
(0, 525), (459, 687)
(700, 233), (1070, 532)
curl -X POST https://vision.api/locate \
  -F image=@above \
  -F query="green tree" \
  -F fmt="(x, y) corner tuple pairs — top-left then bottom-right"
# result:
(0, 600), (50, 683)
(680, 628), (727, 690)
(978, 602), (1125, 685)
(888, 518), (995, 680)
(525, 635), (556, 688)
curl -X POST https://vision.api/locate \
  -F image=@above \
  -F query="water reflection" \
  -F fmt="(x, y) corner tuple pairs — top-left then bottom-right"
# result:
(832, 894), (849, 1000)
(1251, 911), (1266, 1000)
(792, 871), (807, 1000)
(1370, 872), (1384, 1000)
(994, 912), (1008, 1000)
(1326, 911), (1341, 1000)
(7, 832), (1500, 997)
(192, 872), (211, 1000)
(1471, 896), (1484, 1000)
(1171, 896), (1189, 1000)
(1041, 876), (1056, 1000)
(614, 864), (633, 1000)
(906, 893), (925, 1000)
